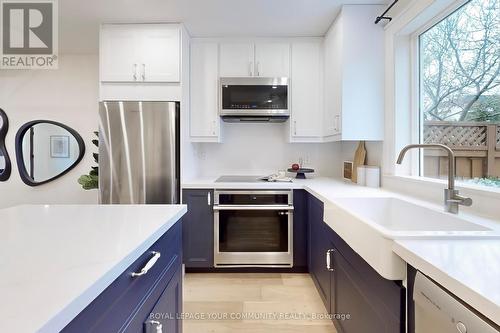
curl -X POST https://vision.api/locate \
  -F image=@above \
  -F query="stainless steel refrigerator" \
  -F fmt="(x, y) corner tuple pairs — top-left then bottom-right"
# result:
(98, 101), (180, 204)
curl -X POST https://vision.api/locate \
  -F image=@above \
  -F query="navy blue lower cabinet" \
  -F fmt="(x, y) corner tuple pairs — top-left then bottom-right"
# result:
(142, 266), (183, 333)
(307, 192), (405, 333)
(292, 190), (308, 270)
(331, 246), (402, 333)
(328, 229), (405, 333)
(62, 221), (183, 333)
(308, 193), (332, 309)
(182, 189), (214, 268)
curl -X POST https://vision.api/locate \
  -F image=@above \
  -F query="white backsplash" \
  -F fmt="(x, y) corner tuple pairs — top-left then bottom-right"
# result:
(190, 122), (342, 178)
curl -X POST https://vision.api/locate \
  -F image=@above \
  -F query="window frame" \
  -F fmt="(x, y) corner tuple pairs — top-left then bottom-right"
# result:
(384, 0), (500, 211)
(409, 0), (482, 177)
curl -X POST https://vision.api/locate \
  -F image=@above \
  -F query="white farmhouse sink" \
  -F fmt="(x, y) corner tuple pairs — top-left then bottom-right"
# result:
(332, 197), (491, 233)
(324, 196), (498, 280)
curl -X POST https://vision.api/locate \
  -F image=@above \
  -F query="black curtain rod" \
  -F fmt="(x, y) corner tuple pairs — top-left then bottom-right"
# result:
(375, 0), (399, 24)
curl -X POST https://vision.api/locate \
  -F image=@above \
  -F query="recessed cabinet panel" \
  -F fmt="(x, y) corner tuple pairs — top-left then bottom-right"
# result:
(100, 25), (138, 82)
(323, 5), (384, 141)
(141, 25), (180, 82)
(182, 189), (214, 268)
(255, 43), (290, 77)
(190, 42), (220, 141)
(308, 194), (331, 309)
(219, 43), (255, 77)
(332, 249), (401, 333)
(291, 41), (322, 139)
(323, 15), (343, 137)
(340, 5), (384, 140)
(100, 24), (180, 83)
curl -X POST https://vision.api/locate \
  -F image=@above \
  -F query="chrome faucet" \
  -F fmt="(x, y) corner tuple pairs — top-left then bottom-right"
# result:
(396, 144), (472, 214)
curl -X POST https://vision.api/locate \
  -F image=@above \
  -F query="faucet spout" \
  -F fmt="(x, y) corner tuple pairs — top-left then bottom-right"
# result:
(396, 143), (472, 214)
(396, 143), (455, 190)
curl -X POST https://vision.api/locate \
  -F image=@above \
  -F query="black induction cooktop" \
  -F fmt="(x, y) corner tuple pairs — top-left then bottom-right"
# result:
(214, 175), (267, 183)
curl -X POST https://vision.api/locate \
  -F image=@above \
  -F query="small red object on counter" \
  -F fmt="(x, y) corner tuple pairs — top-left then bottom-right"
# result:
(291, 163), (300, 171)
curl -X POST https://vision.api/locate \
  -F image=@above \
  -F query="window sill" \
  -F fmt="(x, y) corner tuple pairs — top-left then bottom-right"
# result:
(384, 174), (500, 200)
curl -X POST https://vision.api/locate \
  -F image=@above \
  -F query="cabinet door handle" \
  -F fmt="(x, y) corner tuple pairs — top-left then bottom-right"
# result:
(256, 61), (260, 76)
(334, 115), (340, 132)
(207, 192), (211, 206)
(131, 251), (161, 277)
(142, 63), (146, 81)
(249, 61), (253, 76)
(326, 249), (335, 271)
(294, 120), (297, 136)
(133, 63), (138, 81)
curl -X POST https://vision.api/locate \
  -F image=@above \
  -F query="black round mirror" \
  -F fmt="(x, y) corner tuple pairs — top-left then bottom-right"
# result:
(15, 120), (85, 186)
(0, 109), (12, 181)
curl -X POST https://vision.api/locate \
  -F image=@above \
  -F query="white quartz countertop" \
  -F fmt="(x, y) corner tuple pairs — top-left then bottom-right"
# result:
(182, 176), (387, 195)
(0, 204), (187, 333)
(183, 176), (500, 323)
(394, 239), (500, 326)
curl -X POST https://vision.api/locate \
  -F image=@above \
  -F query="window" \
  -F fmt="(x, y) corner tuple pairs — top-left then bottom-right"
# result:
(419, 0), (500, 188)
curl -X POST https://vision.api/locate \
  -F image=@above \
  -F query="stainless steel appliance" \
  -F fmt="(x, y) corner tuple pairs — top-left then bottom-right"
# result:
(220, 77), (289, 122)
(98, 101), (180, 204)
(213, 189), (294, 267)
(413, 271), (499, 333)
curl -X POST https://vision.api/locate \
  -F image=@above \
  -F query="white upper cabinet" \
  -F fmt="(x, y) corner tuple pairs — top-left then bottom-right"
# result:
(140, 25), (180, 82)
(219, 41), (290, 77)
(100, 24), (180, 83)
(100, 25), (138, 82)
(255, 43), (290, 77)
(323, 5), (385, 141)
(190, 42), (220, 142)
(290, 40), (323, 140)
(219, 43), (254, 77)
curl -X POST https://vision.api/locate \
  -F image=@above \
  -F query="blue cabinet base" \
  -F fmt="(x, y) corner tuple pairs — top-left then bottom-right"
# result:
(182, 189), (308, 273)
(181, 188), (405, 333)
(307, 192), (405, 333)
(62, 221), (183, 333)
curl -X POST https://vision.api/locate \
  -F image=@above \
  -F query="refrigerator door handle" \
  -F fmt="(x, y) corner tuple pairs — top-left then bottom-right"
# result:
(208, 192), (211, 206)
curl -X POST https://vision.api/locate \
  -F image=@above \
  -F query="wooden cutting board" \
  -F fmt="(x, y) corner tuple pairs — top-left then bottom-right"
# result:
(352, 141), (366, 183)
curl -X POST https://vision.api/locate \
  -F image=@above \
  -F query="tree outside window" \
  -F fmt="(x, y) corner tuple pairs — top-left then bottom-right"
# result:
(419, 0), (500, 188)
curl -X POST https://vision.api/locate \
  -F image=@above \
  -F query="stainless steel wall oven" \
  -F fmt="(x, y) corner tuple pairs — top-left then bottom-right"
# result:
(213, 190), (293, 267)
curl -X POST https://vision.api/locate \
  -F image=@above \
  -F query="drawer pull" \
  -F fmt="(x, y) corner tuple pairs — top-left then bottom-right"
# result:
(326, 249), (335, 271)
(132, 251), (161, 277)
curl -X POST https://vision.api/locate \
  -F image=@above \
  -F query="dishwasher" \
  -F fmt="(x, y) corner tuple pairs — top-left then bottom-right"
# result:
(413, 271), (499, 333)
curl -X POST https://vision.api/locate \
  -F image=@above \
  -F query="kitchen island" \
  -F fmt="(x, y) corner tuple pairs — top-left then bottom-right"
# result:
(0, 204), (187, 333)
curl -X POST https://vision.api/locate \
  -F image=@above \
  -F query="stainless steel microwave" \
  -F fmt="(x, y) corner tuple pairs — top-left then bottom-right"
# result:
(219, 77), (289, 122)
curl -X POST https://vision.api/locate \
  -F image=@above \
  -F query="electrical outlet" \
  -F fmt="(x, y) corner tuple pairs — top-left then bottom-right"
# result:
(197, 150), (207, 161)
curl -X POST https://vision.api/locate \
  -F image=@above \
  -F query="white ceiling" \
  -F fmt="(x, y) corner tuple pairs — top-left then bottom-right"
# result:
(58, 0), (388, 53)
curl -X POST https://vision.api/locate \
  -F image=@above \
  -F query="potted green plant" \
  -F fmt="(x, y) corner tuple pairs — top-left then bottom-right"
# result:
(78, 132), (98, 190)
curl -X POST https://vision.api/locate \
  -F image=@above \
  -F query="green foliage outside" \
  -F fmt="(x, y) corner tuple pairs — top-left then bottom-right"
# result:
(462, 177), (500, 188)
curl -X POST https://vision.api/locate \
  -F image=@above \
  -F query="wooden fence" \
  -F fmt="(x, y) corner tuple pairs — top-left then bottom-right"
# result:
(423, 121), (500, 179)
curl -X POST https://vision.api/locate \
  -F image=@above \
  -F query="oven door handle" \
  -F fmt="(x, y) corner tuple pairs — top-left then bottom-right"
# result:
(213, 205), (294, 211)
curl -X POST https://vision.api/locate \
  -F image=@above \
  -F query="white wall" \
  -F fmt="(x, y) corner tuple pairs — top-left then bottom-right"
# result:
(0, 54), (99, 208)
(190, 123), (342, 178)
